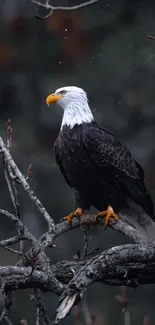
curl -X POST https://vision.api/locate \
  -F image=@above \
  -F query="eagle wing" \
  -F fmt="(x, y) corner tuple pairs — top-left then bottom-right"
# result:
(82, 123), (154, 219)
(54, 140), (72, 188)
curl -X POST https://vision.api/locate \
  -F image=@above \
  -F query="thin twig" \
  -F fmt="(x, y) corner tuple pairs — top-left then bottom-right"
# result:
(0, 235), (23, 247)
(0, 236), (25, 256)
(0, 208), (36, 244)
(5, 316), (13, 325)
(0, 137), (55, 233)
(31, 289), (52, 325)
(3, 160), (25, 257)
(25, 163), (33, 181)
(36, 306), (41, 325)
(3, 131), (25, 256)
(3, 167), (16, 210)
(7, 161), (21, 182)
(32, 0), (99, 19)
(0, 208), (18, 221)
(12, 180), (24, 256)
(81, 225), (88, 260)
(31, 0), (99, 11)
(3, 246), (22, 255)
(148, 34), (155, 40)
(0, 290), (13, 325)
(6, 119), (13, 150)
(35, 9), (53, 19)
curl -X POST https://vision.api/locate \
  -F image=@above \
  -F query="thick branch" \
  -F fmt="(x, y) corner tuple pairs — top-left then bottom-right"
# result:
(16, 214), (146, 273)
(0, 244), (155, 324)
(55, 244), (155, 323)
(53, 215), (146, 244)
(1, 244), (155, 294)
(0, 134), (154, 325)
(16, 214), (146, 271)
(0, 266), (63, 295)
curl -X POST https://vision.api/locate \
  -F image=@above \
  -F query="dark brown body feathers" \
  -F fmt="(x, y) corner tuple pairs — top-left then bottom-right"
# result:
(54, 122), (154, 220)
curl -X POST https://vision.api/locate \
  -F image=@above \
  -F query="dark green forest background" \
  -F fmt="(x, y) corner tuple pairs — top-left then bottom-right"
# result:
(1, 0), (155, 324)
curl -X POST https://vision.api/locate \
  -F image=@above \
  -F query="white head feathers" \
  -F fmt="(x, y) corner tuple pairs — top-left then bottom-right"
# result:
(46, 86), (94, 130)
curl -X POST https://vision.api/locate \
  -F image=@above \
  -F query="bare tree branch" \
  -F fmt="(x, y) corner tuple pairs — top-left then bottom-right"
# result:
(1, 246), (155, 295)
(0, 235), (24, 247)
(0, 137), (55, 233)
(31, 289), (52, 325)
(0, 290), (13, 325)
(3, 157), (24, 256)
(3, 246), (22, 256)
(0, 243), (155, 322)
(81, 225), (89, 260)
(0, 209), (36, 244)
(16, 214), (146, 272)
(55, 243), (155, 323)
(31, 0), (99, 11)
(53, 214), (146, 244)
(0, 132), (154, 324)
(30, 0), (100, 19)
(0, 266), (63, 295)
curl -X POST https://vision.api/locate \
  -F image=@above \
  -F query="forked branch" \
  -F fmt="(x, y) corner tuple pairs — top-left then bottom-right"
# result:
(0, 130), (154, 325)
(30, 0), (100, 19)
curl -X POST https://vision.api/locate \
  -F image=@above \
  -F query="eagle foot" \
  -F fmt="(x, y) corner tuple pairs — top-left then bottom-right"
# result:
(97, 205), (119, 229)
(64, 208), (83, 222)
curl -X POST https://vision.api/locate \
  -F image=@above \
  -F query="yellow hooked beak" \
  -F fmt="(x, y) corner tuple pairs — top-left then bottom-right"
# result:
(46, 93), (64, 106)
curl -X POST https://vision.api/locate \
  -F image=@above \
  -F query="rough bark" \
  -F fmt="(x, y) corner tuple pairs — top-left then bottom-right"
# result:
(0, 132), (155, 325)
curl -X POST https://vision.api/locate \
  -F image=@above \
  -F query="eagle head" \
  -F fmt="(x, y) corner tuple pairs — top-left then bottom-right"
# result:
(46, 86), (88, 110)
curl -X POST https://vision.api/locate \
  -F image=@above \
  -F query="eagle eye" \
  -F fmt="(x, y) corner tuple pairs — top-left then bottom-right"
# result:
(58, 90), (67, 95)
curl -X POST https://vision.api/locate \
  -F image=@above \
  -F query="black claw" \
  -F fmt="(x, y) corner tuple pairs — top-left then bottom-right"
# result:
(96, 214), (101, 222)
(60, 217), (73, 224)
(60, 217), (65, 222)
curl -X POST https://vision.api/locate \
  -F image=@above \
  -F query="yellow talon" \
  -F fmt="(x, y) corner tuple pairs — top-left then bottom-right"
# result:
(98, 205), (119, 228)
(64, 208), (83, 221)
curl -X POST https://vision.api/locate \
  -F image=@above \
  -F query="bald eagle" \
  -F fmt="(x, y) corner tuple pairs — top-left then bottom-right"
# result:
(46, 86), (155, 239)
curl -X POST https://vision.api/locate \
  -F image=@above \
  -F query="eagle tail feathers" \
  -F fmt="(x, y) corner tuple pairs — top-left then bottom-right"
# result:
(143, 216), (155, 240)
(119, 199), (155, 242)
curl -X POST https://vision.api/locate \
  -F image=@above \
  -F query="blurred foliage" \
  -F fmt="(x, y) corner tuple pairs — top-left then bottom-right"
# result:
(1, 0), (155, 324)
